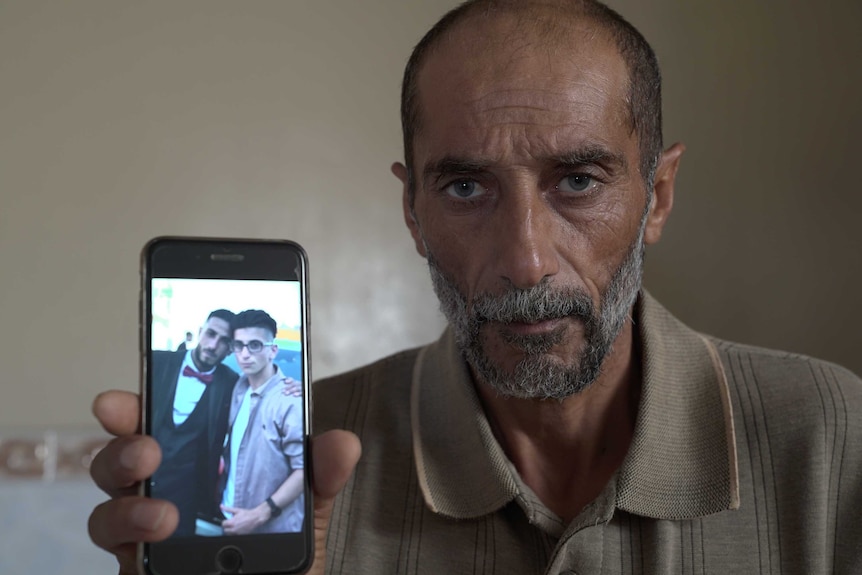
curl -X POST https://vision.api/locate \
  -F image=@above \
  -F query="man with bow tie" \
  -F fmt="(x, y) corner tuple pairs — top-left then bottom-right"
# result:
(149, 309), (238, 537)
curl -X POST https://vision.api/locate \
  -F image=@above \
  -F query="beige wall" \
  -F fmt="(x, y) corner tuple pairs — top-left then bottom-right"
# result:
(1, 1), (859, 428)
(621, 0), (862, 377)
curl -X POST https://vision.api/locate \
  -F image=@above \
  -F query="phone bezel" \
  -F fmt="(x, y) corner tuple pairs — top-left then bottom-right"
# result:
(138, 236), (313, 575)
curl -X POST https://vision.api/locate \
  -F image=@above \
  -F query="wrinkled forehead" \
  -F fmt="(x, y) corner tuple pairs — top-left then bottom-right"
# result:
(416, 8), (630, 132)
(416, 7), (630, 151)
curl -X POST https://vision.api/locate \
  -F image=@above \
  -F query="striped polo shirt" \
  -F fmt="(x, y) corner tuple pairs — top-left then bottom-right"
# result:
(314, 292), (862, 574)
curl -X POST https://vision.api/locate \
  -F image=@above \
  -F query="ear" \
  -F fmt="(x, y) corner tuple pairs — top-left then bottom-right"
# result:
(643, 142), (685, 245)
(392, 161), (427, 258)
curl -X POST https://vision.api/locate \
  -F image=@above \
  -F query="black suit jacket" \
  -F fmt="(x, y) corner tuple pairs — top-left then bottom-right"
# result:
(149, 349), (238, 516)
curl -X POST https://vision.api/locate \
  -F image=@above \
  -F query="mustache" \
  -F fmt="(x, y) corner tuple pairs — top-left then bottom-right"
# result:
(469, 281), (597, 327)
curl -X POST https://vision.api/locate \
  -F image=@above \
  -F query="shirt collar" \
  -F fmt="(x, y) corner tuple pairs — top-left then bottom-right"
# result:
(410, 291), (739, 522)
(235, 364), (284, 396)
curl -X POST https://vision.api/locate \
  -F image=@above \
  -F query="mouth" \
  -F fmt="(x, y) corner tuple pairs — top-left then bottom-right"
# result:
(239, 363), (254, 370)
(499, 317), (565, 336)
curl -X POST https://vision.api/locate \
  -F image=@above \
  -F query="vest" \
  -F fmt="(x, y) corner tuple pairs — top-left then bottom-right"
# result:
(152, 384), (216, 535)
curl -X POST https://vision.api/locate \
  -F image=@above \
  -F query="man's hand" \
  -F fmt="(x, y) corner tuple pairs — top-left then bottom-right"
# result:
(281, 376), (303, 397)
(220, 504), (268, 535)
(87, 390), (361, 575)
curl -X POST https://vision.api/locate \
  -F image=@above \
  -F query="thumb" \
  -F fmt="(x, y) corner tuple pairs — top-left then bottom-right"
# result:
(310, 430), (361, 573)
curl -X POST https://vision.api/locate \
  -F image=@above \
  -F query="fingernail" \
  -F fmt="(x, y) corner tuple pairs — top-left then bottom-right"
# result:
(131, 503), (167, 532)
(119, 441), (144, 471)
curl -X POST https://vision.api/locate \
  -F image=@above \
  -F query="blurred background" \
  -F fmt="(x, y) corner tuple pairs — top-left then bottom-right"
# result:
(1, 0), (859, 572)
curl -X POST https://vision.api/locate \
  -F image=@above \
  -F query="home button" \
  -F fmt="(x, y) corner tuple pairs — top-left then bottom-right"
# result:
(215, 545), (243, 574)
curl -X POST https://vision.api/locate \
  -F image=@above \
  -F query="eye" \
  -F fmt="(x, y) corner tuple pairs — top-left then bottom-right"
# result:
(556, 174), (595, 194)
(443, 179), (486, 199)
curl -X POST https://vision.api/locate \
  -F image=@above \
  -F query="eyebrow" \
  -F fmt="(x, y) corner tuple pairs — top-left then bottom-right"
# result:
(552, 146), (628, 172)
(422, 157), (489, 184)
(422, 145), (628, 184)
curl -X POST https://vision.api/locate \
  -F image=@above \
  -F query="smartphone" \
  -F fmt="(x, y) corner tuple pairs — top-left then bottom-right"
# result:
(139, 237), (313, 575)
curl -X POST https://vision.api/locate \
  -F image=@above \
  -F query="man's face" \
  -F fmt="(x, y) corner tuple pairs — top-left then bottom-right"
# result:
(426, 222), (645, 399)
(194, 317), (232, 369)
(398, 14), (662, 399)
(232, 327), (277, 377)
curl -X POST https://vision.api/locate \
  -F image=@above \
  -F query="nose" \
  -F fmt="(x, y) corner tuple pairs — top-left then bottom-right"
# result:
(493, 190), (560, 289)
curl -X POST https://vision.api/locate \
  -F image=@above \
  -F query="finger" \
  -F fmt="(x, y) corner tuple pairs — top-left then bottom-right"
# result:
(88, 496), (178, 570)
(311, 430), (361, 499)
(90, 434), (161, 498)
(92, 391), (141, 436)
(310, 430), (360, 570)
(114, 544), (141, 575)
(221, 506), (239, 514)
(280, 378), (302, 396)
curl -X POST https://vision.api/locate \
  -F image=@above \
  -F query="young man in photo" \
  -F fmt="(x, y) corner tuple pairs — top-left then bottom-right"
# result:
(217, 309), (305, 535)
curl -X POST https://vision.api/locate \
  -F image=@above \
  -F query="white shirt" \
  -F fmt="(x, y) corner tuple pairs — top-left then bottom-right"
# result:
(221, 385), (253, 517)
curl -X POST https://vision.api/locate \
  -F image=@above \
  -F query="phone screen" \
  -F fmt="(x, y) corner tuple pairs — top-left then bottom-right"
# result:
(141, 238), (312, 575)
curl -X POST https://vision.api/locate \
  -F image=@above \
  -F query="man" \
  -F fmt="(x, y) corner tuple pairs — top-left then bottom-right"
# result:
(149, 309), (238, 537)
(216, 309), (305, 535)
(150, 309), (300, 538)
(88, 1), (862, 573)
(175, 331), (193, 353)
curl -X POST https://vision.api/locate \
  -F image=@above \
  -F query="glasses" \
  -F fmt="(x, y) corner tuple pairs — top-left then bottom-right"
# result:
(230, 340), (274, 354)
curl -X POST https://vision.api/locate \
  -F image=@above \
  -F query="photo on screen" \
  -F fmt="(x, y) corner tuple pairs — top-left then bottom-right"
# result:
(148, 278), (305, 538)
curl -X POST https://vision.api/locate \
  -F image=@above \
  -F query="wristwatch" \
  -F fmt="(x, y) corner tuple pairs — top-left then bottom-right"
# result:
(265, 496), (282, 519)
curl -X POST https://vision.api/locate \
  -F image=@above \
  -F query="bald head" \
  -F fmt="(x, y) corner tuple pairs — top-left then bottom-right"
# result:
(400, 0), (663, 200)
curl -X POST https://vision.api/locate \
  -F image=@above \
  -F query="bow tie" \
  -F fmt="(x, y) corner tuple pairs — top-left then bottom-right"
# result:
(183, 365), (214, 384)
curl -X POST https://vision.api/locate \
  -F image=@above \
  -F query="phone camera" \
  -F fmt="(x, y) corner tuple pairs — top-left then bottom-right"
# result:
(215, 546), (243, 574)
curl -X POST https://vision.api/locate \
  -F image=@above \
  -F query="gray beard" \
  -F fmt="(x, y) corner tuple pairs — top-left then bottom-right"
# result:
(425, 228), (645, 401)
